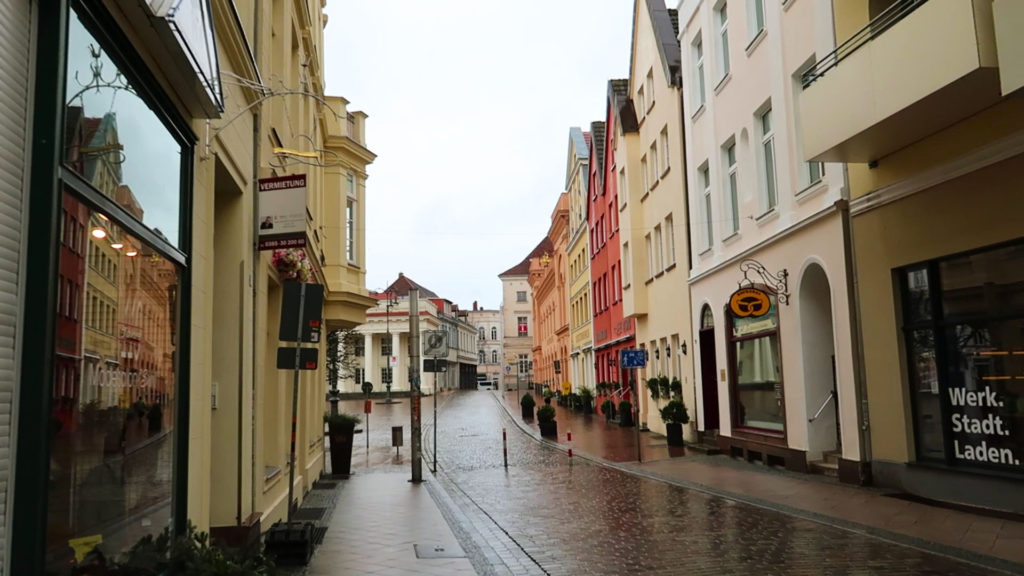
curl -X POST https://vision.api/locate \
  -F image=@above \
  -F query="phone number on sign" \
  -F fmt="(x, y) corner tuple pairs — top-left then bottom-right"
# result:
(260, 238), (306, 249)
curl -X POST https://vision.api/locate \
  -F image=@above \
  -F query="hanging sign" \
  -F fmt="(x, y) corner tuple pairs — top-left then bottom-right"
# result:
(729, 287), (771, 318)
(258, 175), (307, 250)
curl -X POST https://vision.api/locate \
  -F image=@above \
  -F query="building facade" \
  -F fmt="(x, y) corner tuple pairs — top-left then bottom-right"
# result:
(499, 238), (552, 392)
(566, 128), (596, 395)
(531, 194), (570, 394)
(800, 0), (1024, 508)
(621, 0), (696, 438)
(469, 305), (504, 388)
(679, 0), (862, 478)
(592, 80), (638, 400)
(8, 2), (376, 572)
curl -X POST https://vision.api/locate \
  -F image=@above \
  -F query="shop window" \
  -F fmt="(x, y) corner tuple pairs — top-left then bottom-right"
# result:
(901, 242), (1024, 472)
(729, 292), (784, 432)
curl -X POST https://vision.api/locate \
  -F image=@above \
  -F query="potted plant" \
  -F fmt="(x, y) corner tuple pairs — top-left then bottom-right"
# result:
(600, 398), (615, 421)
(670, 377), (682, 399)
(578, 386), (594, 415)
(647, 377), (660, 400)
(618, 400), (634, 427)
(659, 399), (690, 446)
(658, 376), (670, 399)
(324, 411), (361, 476)
(542, 387), (553, 405)
(147, 402), (163, 435)
(537, 404), (557, 437)
(520, 392), (536, 420)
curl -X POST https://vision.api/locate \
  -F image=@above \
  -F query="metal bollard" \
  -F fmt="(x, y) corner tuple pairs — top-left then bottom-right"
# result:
(502, 428), (508, 469)
(567, 429), (573, 462)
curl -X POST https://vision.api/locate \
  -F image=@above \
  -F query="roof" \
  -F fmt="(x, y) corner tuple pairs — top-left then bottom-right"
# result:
(498, 237), (554, 278)
(381, 272), (439, 299)
(629, 0), (683, 89)
(609, 79), (638, 135)
(589, 121), (606, 195)
(565, 127), (590, 190)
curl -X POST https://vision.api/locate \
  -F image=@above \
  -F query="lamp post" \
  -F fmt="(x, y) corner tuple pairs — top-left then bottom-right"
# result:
(383, 288), (398, 403)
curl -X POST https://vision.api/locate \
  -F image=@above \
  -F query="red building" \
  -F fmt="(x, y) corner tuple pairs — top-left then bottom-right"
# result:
(589, 80), (637, 394)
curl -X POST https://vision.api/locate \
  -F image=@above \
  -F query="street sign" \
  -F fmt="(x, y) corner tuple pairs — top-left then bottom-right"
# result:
(275, 347), (318, 370)
(505, 365), (511, 373)
(278, 282), (324, 343)
(361, 381), (373, 395)
(620, 349), (647, 369)
(423, 330), (448, 357)
(424, 358), (447, 373)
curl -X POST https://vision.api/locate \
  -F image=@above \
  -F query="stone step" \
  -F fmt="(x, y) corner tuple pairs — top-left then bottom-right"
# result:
(809, 459), (839, 477)
(684, 442), (722, 455)
(822, 450), (841, 465)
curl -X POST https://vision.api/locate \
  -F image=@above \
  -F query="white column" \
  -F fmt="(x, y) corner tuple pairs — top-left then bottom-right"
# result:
(364, 332), (375, 392)
(391, 332), (401, 390)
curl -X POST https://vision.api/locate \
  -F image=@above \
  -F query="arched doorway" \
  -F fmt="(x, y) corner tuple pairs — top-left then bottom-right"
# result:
(800, 263), (839, 458)
(698, 305), (720, 434)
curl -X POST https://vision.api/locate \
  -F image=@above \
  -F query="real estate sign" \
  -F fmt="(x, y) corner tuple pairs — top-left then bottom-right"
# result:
(258, 174), (307, 250)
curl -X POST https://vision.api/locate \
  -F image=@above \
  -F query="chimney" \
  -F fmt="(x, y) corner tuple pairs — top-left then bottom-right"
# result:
(473, 301), (478, 311)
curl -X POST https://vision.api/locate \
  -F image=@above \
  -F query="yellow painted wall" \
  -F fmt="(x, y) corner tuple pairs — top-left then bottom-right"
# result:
(854, 152), (1024, 463)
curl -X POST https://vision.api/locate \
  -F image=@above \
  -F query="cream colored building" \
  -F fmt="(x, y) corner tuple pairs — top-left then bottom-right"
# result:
(619, 0), (696, 439)
(194, 1), (375, 540)
(801, 0), (1024, 509)
(469, 306), (503, 388)
(566, 127), (595, 395)
(679, 0), (861, 479)
(499, 239), (551, 392)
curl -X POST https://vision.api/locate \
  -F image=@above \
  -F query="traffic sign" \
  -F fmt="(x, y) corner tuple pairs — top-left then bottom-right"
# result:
(505, 365), (511, 373)
(361, 381), (374, 395)
(423, 330), (448, 357)
(620, 349), (647, 369)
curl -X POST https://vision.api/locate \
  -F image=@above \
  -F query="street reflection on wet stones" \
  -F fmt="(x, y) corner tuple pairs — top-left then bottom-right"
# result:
(434, 391), (1002, 575)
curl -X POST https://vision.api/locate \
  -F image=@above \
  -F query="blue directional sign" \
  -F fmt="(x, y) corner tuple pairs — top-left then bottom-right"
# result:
(620, 349), (647, 369)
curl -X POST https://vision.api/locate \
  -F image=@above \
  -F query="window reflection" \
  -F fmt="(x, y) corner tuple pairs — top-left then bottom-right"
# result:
(49, 193), (178, 571)
(63, 12), (182, 246)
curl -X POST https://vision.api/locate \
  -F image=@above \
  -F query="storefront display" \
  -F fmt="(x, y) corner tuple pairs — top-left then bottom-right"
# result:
(729, 292), (784, 433)
(901, 241), (1024, 474)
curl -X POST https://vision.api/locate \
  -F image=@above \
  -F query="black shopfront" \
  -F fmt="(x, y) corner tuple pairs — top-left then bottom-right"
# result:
(13, 1), (219, 573)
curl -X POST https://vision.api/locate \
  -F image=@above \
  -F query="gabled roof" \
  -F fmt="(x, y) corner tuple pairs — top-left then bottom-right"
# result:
(498, 237), (554, 278)
(628, 0), (683, 89)
(382, 272), (439, 299)
(590, 121), (606, 196)
(609, 79), (638, 135)
(565, 127), (590, 190)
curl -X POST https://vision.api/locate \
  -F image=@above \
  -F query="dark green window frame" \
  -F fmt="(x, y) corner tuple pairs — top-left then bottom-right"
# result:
(13, 2), (195, 573)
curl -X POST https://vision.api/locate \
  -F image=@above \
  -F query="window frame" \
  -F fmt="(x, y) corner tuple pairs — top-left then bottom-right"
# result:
(758, 106), (778, 214)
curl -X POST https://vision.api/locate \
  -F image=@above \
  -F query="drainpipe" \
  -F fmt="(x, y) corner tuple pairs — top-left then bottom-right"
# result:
(838, 164), (872, 483)
(249, 0), (263, 521)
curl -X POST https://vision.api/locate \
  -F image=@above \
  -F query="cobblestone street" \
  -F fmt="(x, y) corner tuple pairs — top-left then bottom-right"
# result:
(412, 390), (1015, 576)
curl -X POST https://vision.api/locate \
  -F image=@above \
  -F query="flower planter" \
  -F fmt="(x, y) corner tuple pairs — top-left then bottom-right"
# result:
(522, 405), (534, 420)
(619, 410), (634, 427)
(327, 422), (356, 476)
(538, 420), (557, 438)
(665, 422), (684, 446)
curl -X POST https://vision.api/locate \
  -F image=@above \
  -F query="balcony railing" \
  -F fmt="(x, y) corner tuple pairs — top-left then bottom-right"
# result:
(802, 0), (930, 88)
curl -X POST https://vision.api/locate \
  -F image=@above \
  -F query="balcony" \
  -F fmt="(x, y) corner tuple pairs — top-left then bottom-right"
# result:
(800, 0), (1000, 163)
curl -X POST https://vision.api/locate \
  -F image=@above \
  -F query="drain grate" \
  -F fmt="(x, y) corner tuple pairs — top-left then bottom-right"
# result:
(312, 480), (337, 490)
(292, 507), (326, 522)
(414, 543), (466, 559)
(311, 526), (327, 545)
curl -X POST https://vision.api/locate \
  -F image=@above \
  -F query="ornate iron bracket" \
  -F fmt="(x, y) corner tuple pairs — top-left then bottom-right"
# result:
(738, 259), (790, 305)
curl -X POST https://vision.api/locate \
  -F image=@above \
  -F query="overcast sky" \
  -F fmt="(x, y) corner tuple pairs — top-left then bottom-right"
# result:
(323, 1), (634, 310)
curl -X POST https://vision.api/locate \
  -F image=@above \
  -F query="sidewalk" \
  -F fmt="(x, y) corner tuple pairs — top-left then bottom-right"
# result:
(497, 390), (1024, 573)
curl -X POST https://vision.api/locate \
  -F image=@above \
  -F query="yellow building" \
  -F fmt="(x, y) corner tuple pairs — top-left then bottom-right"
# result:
(196, 2), (376, 541)
(566, 127), (595, 395)
(620, 0), (696, 439)
(801, 0), (1024, 512)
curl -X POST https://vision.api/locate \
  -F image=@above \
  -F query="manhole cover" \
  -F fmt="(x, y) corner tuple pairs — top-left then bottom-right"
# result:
(414, 543), (466, 559)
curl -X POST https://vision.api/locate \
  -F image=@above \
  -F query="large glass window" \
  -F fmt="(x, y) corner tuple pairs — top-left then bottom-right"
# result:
(730, 294), (784, 432)
(64, 12), (183, 247)
(901, 242), (1024, 473)
(49, 199), (179, 568)
(46, 9), (189, 571)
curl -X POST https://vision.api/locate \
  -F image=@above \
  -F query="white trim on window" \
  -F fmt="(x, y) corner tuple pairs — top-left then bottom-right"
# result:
(758, 106), (777, 214)
(692, 33), (706, 109)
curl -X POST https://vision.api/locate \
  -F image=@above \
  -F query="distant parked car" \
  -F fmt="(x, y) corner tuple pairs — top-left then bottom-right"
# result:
(476, 381), (495, 390)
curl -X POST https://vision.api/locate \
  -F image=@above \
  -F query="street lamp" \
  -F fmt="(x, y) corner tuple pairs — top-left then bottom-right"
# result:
(383, 288), (399, 403)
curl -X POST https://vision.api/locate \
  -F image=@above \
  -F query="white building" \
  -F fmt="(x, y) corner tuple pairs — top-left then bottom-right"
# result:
(498, 239), (551, 392)
(468, 304), (503, 388)
(678, 0), (863, 480)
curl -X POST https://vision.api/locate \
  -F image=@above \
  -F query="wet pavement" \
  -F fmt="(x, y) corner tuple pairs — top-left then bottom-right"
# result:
(321, 390), (1020, 575)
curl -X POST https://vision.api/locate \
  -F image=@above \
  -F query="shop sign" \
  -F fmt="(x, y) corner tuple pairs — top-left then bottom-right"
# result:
(949, 372), (1022, 470)
(258, 175), (307, 250)
(729, 287), (771, 318)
